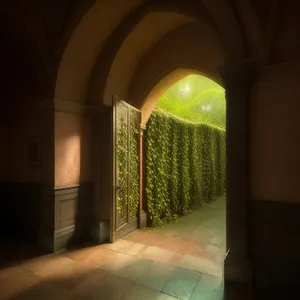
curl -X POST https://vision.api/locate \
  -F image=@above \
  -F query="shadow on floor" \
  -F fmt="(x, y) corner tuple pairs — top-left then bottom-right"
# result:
(0, 240), (225, 300)
(0, 238), (49, 270)
(0, 196), (228, 299)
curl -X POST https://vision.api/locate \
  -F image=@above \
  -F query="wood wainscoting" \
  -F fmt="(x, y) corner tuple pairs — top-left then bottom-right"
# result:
(39, 183), (93, 252)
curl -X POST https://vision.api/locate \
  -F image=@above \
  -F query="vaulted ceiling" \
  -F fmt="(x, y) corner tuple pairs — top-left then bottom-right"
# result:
(1, 0), (299, 107)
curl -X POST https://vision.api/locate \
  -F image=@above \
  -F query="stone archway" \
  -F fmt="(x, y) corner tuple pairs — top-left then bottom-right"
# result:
(136, 69), (225, 233)
(51, 0), (255, 293)
(137, 68), (222, 125)
(133, 64), (255, 289)
(55, 0), (245, 106)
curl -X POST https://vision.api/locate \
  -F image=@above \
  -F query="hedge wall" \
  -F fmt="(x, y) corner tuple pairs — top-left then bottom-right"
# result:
(145, 108), (226, 227)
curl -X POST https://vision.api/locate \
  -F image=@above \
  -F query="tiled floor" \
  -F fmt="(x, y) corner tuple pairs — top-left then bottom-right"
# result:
(0, 197), (225, 300)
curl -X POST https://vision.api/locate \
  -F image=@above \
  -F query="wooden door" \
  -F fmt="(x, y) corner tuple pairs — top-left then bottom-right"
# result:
(111, 95), (141, 242)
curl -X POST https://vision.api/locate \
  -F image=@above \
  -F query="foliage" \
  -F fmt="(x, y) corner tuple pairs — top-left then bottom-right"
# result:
(145, 108), (226, 227)
(128, 109), (140, 220)
(156, 75), (226, 128)
(116, 109), (128, 216)
(116, 104), (140, 220)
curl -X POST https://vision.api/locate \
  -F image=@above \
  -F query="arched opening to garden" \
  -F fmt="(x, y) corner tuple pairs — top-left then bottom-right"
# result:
(144, 74), (226, 225)
(50, 1), (251, 297)
(115, 73), (227, 289)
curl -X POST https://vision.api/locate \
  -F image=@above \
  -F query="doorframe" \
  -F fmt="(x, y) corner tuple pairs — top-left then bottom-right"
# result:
(111, 95), (117, 243)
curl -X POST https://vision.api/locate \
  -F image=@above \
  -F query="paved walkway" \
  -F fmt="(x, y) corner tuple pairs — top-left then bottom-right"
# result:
(0, 197), (226, 300)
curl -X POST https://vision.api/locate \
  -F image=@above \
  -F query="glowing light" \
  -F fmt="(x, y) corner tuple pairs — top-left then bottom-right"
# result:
(179, 84), (190, 95)
(201, 104), (212, 112)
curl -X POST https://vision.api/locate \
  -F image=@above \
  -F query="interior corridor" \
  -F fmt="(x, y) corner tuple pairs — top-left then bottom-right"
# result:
(0, 197), (225, 300)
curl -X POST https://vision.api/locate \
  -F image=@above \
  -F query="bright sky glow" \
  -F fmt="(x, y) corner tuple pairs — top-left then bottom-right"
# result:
(156, 74), (226, 128)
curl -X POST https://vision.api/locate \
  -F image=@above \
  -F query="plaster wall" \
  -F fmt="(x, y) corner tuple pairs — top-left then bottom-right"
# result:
(54, 111), (92, 187)
(9, 106), (44, 184)
(55, 0), (141, 103)
(251, 60), (300, 203)
(250, 61), (300, 288)
(129, 22), (223, 122)
(103, 13), (194, 106)
(0, 105), (44, 241)
(0, 125), (8, 182)
(272, 2), (300, 63)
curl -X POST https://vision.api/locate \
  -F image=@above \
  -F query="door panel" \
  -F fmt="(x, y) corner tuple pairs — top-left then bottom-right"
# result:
(111, 95), (141, 242)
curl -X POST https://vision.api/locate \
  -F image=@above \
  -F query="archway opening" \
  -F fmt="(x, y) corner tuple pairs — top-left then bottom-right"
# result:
(123, 73), (227, 295)
(48, 1), (248, 297)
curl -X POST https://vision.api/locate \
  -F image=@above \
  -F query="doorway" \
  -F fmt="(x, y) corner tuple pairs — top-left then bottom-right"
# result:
(97, 74), (226, 299)
(108, 73), (224, 280)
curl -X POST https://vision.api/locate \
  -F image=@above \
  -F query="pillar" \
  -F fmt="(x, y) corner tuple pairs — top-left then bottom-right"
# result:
(89, 105), (112, 244)
(138, 123), (147, 229)
(220, 60), (255, 288)
(38, 99), (93, 252)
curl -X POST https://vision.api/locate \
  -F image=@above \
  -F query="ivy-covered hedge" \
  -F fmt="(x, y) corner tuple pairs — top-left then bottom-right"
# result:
(145, 108), (226, 227)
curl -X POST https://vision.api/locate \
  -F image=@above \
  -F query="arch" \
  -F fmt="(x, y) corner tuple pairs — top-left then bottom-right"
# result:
(137, 67), (222, 124)
(55, 0), (141, 103)
(101, 13), (197, 107)
(230, 0), (265, 64)
(87, 0), (222, 105)
(55, 0), (246, 105)
(128, 22), (224, 110)
(52, 0), (253, 286)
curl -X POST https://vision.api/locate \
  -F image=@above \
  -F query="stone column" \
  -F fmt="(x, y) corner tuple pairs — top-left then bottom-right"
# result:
(138, 123), (147, 229)
(220, 60), (255, 286)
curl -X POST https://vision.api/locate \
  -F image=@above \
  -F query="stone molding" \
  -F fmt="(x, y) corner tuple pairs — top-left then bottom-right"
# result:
(138, 210), (147, 230)
(89, 219), (110, 244)
(35, 98), (106, 115)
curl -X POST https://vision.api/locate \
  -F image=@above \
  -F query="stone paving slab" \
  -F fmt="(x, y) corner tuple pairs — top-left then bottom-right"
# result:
(162, 267), (202, 300)
(0, 197), (225, 300)
(135, 261), (176, 292)
(190, 274), (223, 300)
(125, 197), (226, 260)
(123, 284), (180, 300)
